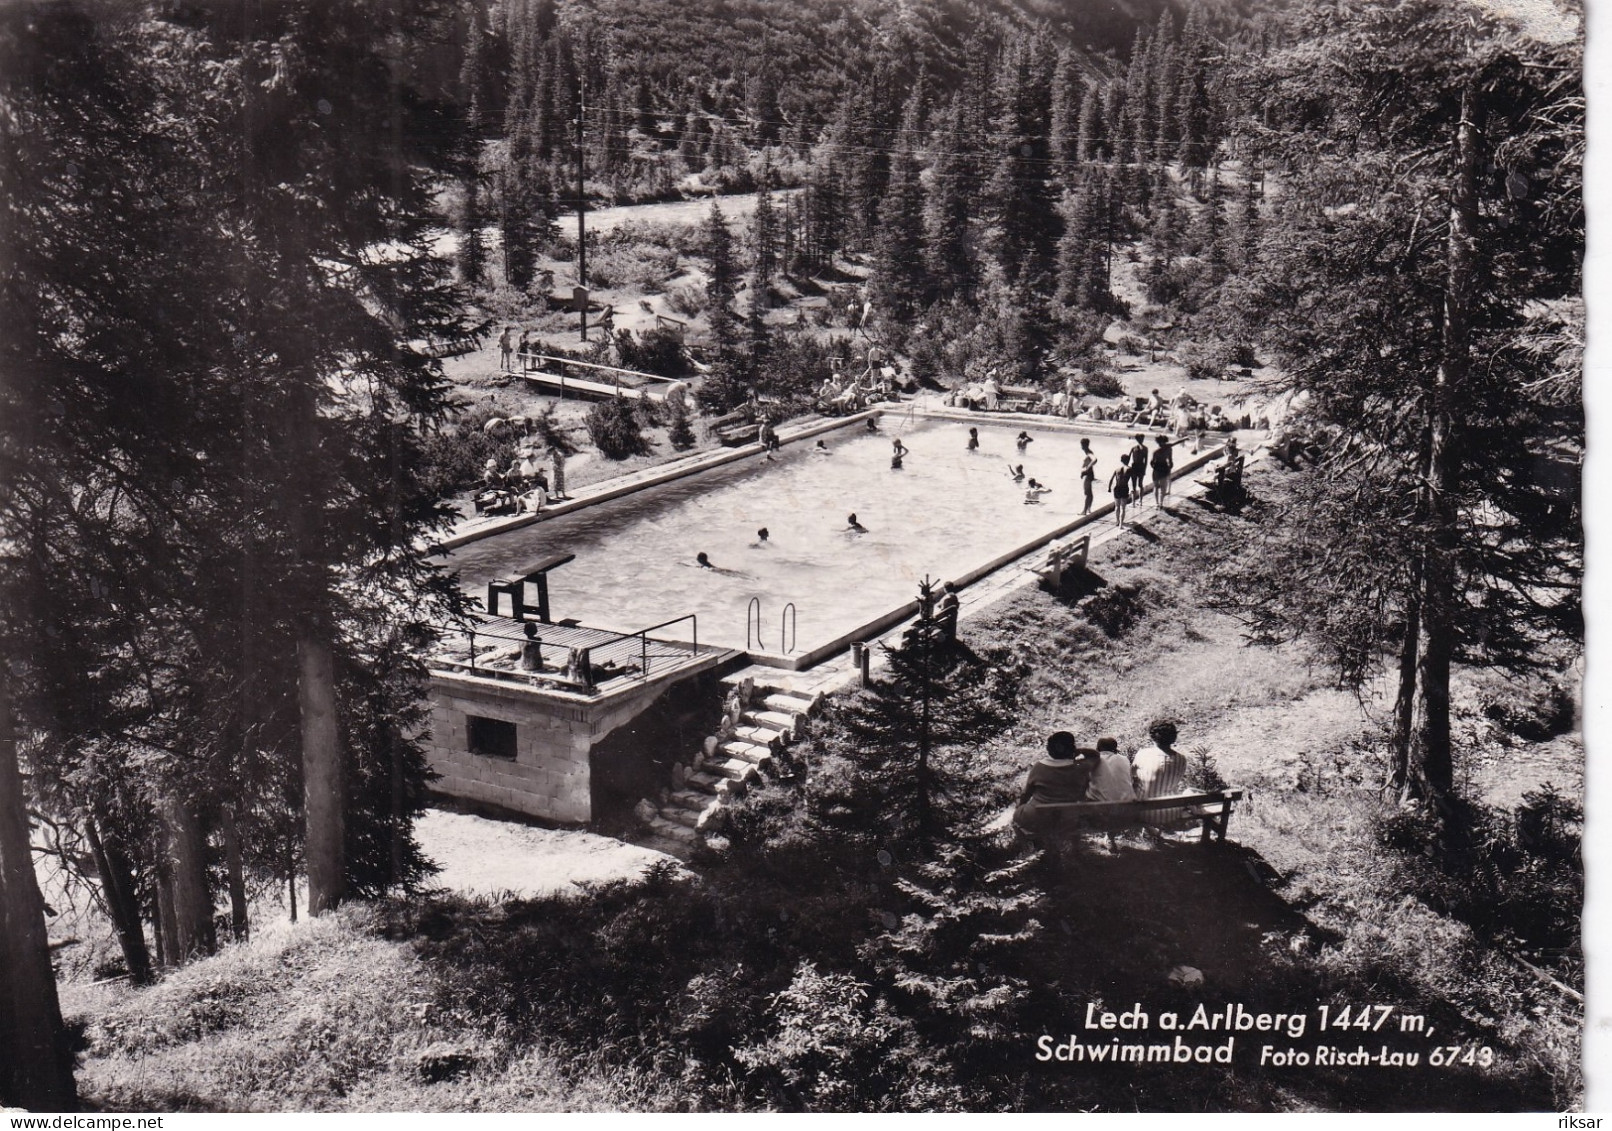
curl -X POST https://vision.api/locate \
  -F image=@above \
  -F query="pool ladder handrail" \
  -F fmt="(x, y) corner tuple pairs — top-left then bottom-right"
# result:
(781, 602), (797, 655)
(746, 596), (765, 650)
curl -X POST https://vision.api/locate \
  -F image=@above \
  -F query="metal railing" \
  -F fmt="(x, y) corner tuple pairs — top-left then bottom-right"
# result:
(625, 614), (699, 678)
(746, 596), (765, 650)
(780, 602), (797, 655)
(436, 612), (702, 694)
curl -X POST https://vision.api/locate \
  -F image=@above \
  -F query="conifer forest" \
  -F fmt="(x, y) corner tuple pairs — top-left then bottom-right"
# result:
(0, 0), (1587, 1114)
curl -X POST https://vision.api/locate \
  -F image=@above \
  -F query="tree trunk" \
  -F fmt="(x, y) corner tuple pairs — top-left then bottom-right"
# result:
(84, 815), (152, 986)
(154, 867), (178, 969)
(0, 677), (78, 1111)
(220, 807), (249, 942)
(1407, 81), (1479, 806)
(299, 636), (344, 915)
(1389, 584), (1420, 800)
(158, 793), (215, 963)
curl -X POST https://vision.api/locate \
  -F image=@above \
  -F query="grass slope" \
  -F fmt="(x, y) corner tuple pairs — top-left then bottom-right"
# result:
(67, 464), (1582, 1113)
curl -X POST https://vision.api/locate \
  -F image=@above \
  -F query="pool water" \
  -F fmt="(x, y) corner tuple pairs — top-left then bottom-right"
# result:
(443, 418), (1151, 654)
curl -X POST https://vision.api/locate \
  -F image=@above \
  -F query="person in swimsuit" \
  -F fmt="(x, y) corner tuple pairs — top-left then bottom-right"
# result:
(695, 552), (715, 569)
(846, 513), (867, 533)
(1015, 430), (1033, 453)
(1024, 478), (1051, 504)
(814, 439), (831, 455)
(753, 528), (770, 547)
(1009, 463), (1026, 483)
(966, 427), (979, 452)
(1150, 434), (1175, 506)
(866, 416), (880, 434)
(1109, 453), (1132, 526)
(1079, 438), (1097, 515)
(1129, 433), (1150, 502)
(891, 437), (909, 469)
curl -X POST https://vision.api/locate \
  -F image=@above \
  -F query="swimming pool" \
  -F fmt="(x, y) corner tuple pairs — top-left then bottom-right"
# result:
(443, 416), (1152, 658)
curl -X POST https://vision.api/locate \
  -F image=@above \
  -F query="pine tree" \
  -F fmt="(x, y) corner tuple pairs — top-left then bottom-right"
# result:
(703, 202), (741, 356)
(1075, 82), (1106, 163)
(1150, 11), (1181, 162)
(923, 104), (975, 300)
(750, 168), (778, 301)
(983, 38), (1058, 285)
(807, 595), (1019, 851)
(869, 143), (926, 344)
(745, 67), (780, 145)
(1237, 171), (1261, 271)
(1049, 49), (1083, 173)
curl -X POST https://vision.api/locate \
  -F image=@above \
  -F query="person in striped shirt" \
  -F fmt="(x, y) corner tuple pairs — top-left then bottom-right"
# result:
(1131, 719), (1191, 829)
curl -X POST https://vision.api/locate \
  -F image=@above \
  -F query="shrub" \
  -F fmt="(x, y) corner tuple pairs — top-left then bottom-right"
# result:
(666, 396), (696, 450)
(1375, 787), (1583, 958)
(1079, 369), (1125, 399)
(665, 283), (707, 318)
(615, 326), (692, 380)
(586, 243), (680, 292)
(586, 396), (652, 460)
(1179, 337), (1239, 381)
(418, 402), (519, 498)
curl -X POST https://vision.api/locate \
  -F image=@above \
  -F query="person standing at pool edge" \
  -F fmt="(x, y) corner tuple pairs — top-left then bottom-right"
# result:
(1079, 438), (1097, 515)
(1151, 434), (1175, 507)
(1129, 433), (1150, 505)
(1109, 453), (1131, 526)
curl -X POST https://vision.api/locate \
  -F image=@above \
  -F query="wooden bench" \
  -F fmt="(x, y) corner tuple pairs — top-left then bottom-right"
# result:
(1025, 789), (1246, 845)
(1035, 534), (1091, 589)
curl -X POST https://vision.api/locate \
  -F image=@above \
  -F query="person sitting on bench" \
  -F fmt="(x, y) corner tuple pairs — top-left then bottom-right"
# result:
(1087, 737), (1137, 803)
(1132, 718), (1191, 828)
(1012, 732), (1095, 838)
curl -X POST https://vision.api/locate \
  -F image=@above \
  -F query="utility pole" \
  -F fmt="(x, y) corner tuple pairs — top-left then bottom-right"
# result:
(576, 80), (588, 342)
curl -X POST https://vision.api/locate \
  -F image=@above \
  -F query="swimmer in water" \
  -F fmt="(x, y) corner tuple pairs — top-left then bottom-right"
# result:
(1016, 430), (1033, 453)
(866, 416), (880, 433)
(1008, 463), (1025, 482)
(695, 552), (715, 569)
(846, 513), (868, 533)
(891, 437), (909, 469)
(966, 426), (980, 452)
(1024, 478), (1051, 504)
(751, 527), (771, 547)
(814, 439), (831, 455)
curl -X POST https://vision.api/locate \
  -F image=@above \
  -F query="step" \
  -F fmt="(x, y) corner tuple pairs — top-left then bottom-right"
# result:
(732, 724), (786, 749)
(762, 691), (820, 715)
(685, 771), (729, 795)
(647, 815), (699, 844)
(712, 757), (761, 783)
(669, 789), (721, 816)
(719, 740), (774, 767)
(742, 709), (801, 737)
(664, 805), (703, 829)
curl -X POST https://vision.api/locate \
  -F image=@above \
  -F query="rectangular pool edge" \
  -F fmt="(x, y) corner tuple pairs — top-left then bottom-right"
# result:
(431, 409), (884, 554)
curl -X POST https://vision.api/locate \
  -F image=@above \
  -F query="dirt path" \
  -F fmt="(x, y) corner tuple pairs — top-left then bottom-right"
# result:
(415, 808), (684, 899)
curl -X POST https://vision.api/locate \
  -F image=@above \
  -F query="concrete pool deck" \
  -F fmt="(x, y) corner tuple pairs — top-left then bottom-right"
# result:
(722, 440), (1268, 699)
(437, 400), (1247, 667)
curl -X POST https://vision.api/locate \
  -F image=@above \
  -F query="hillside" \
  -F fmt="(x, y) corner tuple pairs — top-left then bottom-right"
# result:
(63, 469), (1582, 1112)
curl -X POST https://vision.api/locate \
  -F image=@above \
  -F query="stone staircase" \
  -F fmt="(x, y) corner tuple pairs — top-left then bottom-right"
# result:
(636, 682), (822, 858)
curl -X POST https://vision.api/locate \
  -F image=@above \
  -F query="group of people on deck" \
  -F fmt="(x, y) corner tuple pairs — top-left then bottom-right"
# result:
(1074, 433), (1178, 524)
(475, 445), (558, 517)
(1013, 719), (1192, 838)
